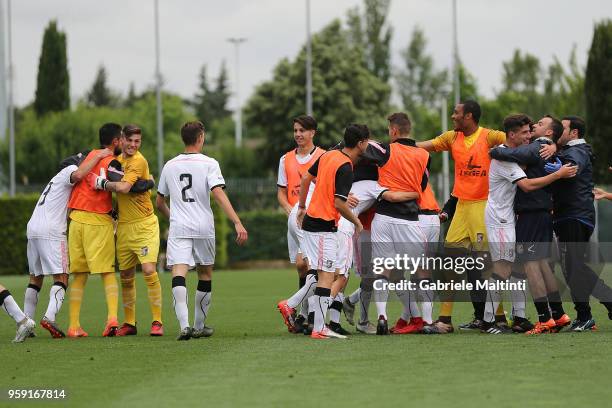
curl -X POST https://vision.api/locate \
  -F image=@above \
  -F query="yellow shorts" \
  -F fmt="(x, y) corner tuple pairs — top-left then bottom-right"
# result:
(116, 215), (160, 270)
(445, 199), (488, 251)
(69, 220), (115, 274)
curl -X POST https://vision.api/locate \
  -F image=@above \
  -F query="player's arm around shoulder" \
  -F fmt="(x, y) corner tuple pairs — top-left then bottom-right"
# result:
(417, 130), (455, 152)
(70, 149), (113, 184)
(211, 186), (248, 246)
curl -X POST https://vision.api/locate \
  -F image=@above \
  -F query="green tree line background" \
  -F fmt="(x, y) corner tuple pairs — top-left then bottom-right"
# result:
(1, 0), (611, 189)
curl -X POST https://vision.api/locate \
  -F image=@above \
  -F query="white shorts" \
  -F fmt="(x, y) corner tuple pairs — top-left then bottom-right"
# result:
(419, 214), (441, 255)
(371, 213), (427, 265)
(27, 238), (68, 276)
(167, 237), (215, 267)
(487, 223), (516, 262)
(287, 205), (305, 263)
(302, 231), (338, 273)
(335, 230), (354, 276)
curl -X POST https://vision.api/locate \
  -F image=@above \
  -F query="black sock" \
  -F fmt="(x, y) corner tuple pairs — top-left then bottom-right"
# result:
(307, 311), (314, 325)
(439, 316), (452, 324)
(330, 300), (343, 312)
(534, 297), (551, 322)
(547, 291), (565, 320)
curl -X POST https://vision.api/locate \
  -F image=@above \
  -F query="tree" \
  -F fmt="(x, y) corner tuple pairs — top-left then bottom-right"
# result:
(34, 20), (70, 116)
(396, 27), (448, 139)
(86, 65), (118, 108)
(244, 20), (391, 172)
(192, 62), (232, 125)
(586, 20), (612, 183)
(345, 0), (392, 83)
(501, 50), (541, 94)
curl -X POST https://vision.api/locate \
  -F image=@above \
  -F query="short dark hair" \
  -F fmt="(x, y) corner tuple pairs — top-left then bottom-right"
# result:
(344, 124), (370, 148)
(503, 114), (531, 133)
(387, 112), (412, 135)
(99, 123), (123, 147)
(544, 115), (564, 141)
(460, 100), (481, 124)
(562, 115), (586, 138)
(123, 124), (142, 137)
(293, 115), (317, 131)
(181, 121), (205, 146)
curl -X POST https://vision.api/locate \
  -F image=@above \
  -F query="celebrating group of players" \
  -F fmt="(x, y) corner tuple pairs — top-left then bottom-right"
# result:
(276, 100), (612, 339)
(1, 121), (247, 342)
(2, 99), (611, 343)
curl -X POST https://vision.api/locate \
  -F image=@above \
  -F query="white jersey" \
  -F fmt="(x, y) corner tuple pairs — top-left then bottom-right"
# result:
(158, 153), (225, 239)
(485, 151), (526, 226)
(27, 165), (77, 240)
(337, 180), (386, 234)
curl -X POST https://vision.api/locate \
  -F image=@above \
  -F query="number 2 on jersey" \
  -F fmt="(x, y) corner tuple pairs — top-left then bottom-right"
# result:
(180, 174), (195, 202)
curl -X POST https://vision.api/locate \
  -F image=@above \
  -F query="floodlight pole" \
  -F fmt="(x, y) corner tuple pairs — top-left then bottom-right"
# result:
(8, 0), (15, 196)
(441, 97), (450, 199)
(452, 0), (460, 105)
(305, 0), (313, 116)
(154, 0), (164, 177)
(227, 37), (247, 148)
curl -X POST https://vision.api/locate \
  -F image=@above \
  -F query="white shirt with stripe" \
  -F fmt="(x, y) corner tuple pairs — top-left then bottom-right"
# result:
(158, 153), (225, 239)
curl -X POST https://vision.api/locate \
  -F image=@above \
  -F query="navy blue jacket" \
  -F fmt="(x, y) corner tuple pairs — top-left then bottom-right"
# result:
(489, 137), (553, 213)
(549, 140), (596, 227)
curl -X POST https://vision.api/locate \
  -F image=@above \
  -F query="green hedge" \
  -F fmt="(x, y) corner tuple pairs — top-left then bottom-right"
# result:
(0, 194), (229, 275)
(0, 195), (40, 275)
(227, 210), (288, 263)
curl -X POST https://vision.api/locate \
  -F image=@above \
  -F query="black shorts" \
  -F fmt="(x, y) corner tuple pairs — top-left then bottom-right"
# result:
(515, 210), (553, 262)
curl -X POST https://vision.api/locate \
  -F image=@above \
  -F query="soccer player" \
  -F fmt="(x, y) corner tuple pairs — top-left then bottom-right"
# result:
(276, 115), (324, 331)
(391, 183), (440, 333)
(156, 121), (248, 341)
(489, 115), (572, 334)
(547, 116), (612, 331)
(362, 113), (430, 335)
(481, 114), (576, 334)
(95, 124), (163, 336)
(296, 124), (369, 339)
(417, 100), (507, 334)
(1, 284), (35, 343)
(66, 123), (126, 338)
(23, 149), (112, 338)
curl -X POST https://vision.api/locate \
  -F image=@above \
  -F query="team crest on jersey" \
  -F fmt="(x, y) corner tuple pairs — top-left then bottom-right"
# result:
(476, 233), (484, 243)
(141, 247), (149, 256)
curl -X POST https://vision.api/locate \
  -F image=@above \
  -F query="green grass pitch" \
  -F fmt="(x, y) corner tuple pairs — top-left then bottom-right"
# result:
(1, 269), (611, 407)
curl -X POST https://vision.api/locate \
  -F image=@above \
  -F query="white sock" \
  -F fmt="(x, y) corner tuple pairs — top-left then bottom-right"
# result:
(374, 280), (389, 320)
(287, 274), (317, 309)
(172, 286), (189, 330)
(484, 278), (503, 323)
(298, 296), (309, 318)
(313, 293), (331, 332)
(359, 289), (372, 324)
(396, 288), (421, 321)
(24, 285), (40, 319)
(2, 292), (26, 323)
(194, 290), (212, 330)
(44, 283), (66, 322)
(329, 293), (344, 324)
(509, 276), (527, 319)
(417, 280), (434, 324)
(348, 287), (361, 305)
